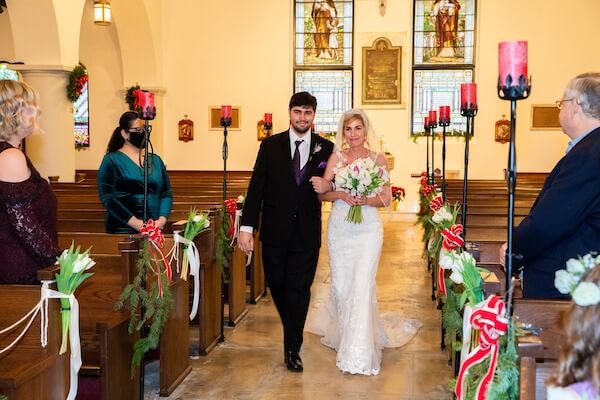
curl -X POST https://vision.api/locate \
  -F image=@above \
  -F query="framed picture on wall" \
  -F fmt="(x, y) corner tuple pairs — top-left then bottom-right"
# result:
(209, 106), (241, 130)
(531, 105), (561, 130)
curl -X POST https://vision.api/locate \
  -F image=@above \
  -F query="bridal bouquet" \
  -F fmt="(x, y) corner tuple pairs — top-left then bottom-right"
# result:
(334, 157), (389, 224)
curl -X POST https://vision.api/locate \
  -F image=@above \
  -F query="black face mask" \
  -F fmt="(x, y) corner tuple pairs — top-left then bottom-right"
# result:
(128, 129), (148, 149)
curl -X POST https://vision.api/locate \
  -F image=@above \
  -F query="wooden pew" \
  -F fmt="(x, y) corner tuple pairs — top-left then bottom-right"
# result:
(0, 284), (68, 400)
(38, 247), (140, 400)
(47, 233), (191, 398)
(514, 299), (570, 399)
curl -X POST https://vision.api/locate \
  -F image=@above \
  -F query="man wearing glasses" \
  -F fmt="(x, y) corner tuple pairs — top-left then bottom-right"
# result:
(501, 73), (600, 298)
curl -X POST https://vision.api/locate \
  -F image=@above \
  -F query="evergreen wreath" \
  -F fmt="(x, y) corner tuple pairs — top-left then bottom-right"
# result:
(66, 63), (88, 102)
(125, 84), (141, 111)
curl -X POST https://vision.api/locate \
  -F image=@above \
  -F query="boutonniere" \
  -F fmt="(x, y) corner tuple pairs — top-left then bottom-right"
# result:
(308, 142), (322, 163)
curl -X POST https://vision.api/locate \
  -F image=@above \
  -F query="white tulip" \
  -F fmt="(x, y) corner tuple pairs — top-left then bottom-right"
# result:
(449, 269), (464, 284)
(193, 215), (204, 223)
(572, 282), (600, 306)
(73, 254), (95, 273)
(237, 195), (245, 203)
(432, 208), (452, 224)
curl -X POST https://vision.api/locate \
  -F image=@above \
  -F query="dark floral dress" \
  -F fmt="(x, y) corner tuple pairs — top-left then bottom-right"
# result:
(0, 141), (59, 284)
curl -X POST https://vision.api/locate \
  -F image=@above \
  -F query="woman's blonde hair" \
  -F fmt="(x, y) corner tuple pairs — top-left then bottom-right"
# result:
(0, 80), (40, 141)
(334, 108), (382, 153)
(548, 266), (600, 392)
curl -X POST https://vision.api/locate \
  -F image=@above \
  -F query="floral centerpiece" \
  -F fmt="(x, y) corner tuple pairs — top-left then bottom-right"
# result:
(333, 157), (389, 223)
(55, 243), (95, 354)
(391, 185), (405, 211)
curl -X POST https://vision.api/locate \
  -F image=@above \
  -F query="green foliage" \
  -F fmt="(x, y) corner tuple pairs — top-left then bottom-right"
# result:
(215, 206), (232, 280)
(443, 284), (464, 351)
(66, 64), (87, 102)
(115, 240), (174, 371)
(125, 84), (141, 111)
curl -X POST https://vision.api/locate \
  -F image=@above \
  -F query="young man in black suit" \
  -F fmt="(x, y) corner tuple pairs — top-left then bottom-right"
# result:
(238, 92), (334, 371)
(501, 73), (600, 298)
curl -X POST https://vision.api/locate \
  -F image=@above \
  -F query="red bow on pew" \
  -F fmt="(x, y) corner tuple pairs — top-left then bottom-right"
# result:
(141, 219), (172, 297)
(455, 295), (508, 400)
(438, 224), (464, 296)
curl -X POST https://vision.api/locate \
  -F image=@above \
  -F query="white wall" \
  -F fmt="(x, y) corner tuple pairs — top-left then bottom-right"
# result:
(76, 0), (125, 169)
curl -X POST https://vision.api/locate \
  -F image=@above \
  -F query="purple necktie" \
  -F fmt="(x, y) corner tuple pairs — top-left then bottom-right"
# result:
(293, 140), (303, 185)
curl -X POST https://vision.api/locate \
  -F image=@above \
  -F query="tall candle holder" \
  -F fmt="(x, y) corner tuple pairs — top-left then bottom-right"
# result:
(428, 117), (437, 186)
(438, 111), (450, 201)
(219, 113), (232, 343)
(133, 91), (156, 400)
(459, 104), (477, 242)
(424, 117), (431, 184)
(497, 73), (531, 308)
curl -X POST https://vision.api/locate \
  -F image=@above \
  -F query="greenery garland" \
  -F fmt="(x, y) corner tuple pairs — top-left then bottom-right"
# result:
(215, 206), (232, 280)
(66, 64), (88, 102)
(442, 283), (464, 352)
(125, 84), (141, 110)
(115, 239), (174, 370)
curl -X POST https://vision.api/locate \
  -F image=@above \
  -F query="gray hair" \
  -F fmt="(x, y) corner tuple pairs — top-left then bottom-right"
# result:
(565, 73), (600, 120)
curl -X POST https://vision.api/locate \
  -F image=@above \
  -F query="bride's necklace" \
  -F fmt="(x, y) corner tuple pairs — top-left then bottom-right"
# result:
(348, 147), (367, 162)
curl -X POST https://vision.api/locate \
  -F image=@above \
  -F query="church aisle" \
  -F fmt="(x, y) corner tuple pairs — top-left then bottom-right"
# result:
(153, 214), (452, 399)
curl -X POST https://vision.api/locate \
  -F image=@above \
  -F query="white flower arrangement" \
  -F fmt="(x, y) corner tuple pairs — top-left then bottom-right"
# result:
(432, 206), (453, 224)
(555, 252), (600, 306)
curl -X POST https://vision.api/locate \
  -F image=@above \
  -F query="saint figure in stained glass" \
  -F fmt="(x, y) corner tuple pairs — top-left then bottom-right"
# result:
(433, 0), (461, 58)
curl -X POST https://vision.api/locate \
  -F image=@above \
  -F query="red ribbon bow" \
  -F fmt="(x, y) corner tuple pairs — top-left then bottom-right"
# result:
(441, 224), (465, 250)
(455, 295), (509, 400)
(224, 199), (238, 238)
(141, 219), (172, 297)
(429, 195), (444, 212)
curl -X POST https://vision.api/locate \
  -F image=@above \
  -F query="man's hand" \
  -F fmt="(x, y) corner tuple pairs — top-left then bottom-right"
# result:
(238, 231), (254, 253)
(499, 242), (508, 267)
(309, 176), (332, 194)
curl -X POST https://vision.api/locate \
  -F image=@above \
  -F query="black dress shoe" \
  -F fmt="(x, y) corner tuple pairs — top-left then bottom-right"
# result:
(285, 351), (303, 372)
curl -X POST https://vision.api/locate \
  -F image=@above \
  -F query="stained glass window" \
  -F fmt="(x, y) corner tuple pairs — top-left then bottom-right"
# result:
(74, 81), (90, 148)
(295, 0), (353, 67)
(295, 70), (352, 133)
(412, 69), (473, 136)
(413, 0), (476, 66)
(0, 64), (19, 81)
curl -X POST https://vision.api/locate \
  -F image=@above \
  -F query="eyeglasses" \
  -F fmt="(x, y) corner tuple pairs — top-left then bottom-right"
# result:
(128, 127), (145, 133)
(555, 98), (575, 109)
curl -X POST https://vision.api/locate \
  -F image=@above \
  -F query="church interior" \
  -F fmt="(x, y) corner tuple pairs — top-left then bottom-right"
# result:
(1, 0), (600, 399)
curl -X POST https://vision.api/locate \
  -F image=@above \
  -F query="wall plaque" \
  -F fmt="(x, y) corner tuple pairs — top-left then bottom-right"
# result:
(362, 37), (402, 105)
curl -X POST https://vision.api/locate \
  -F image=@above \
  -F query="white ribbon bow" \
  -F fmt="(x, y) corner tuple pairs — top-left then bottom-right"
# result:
(172, 231), (201, 320)
(0, 282), (82, 400)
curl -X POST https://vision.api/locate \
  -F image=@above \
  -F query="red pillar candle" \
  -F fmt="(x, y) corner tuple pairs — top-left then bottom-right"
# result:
(439, 105), (451, 122)
(499, 41), (528, 87)
(221, 105), (232, 119)
(134, 90), (155, 111)
(460, 83), (477, 109)
(428, 110), (437, 125)
(424, 116), (430, 130)
(264, 113), (272, 124)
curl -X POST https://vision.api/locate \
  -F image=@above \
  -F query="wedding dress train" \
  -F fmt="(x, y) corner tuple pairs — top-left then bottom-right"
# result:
(305, 200), (421, 375)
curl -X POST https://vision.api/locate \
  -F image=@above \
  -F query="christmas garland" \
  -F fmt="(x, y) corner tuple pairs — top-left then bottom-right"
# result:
(215, 206), (233, 280)
(66, 64), (88, 102)
(125, 84), (141, 110)
(115, 239), (173, 369)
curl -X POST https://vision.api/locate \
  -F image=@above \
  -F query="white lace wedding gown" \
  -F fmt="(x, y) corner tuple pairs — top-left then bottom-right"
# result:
(305, 199), (422, 375)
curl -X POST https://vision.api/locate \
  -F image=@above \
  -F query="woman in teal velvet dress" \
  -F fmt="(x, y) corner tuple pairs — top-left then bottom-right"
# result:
(97, 111), (172, 233)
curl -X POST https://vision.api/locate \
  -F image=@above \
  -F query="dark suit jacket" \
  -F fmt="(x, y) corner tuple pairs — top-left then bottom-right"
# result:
(241, 130), (334, 250)
(514, 126), (600, 298)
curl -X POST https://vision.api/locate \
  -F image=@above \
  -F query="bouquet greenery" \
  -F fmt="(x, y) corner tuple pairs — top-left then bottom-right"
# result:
(181, 208), (210, 279)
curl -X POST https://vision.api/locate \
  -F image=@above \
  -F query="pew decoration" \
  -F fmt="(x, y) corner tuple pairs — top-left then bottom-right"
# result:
(55, 243), (95, 355)
(169, 209), (210, 320)
(116, 220), (174, 367)
(216, 195), (246, 278)
(0, 244), (92, 400)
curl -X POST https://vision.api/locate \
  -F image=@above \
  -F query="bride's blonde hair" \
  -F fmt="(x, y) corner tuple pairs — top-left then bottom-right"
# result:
(334, 108), (382, 154)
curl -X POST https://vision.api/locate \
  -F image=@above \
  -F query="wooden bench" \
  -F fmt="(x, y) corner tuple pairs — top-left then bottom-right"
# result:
(0, 284), (69, 400)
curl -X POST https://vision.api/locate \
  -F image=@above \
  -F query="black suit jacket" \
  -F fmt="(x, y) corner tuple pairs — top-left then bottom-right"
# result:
(241, 131), (334, 250)
(514, 126), (600, 298)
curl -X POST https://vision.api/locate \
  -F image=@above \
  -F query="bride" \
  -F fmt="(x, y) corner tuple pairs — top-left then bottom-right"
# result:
(306, 108), (420, 375)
